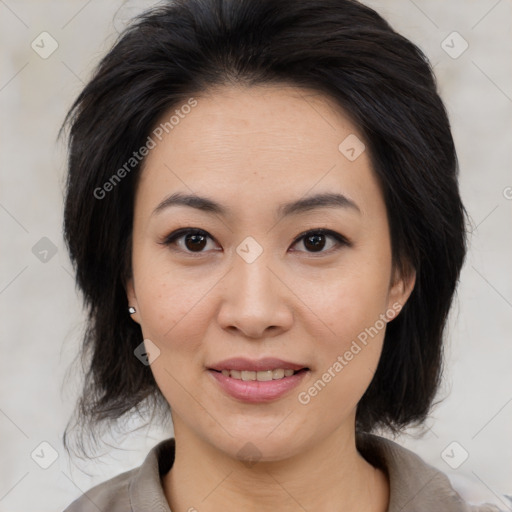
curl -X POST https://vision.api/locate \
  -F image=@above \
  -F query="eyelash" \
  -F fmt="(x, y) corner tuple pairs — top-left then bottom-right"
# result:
(159, 227), (351, 257)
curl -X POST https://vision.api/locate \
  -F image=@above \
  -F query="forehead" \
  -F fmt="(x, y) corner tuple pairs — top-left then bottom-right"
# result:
(153, 83), (360, 159)
(136, 84), (381, 218)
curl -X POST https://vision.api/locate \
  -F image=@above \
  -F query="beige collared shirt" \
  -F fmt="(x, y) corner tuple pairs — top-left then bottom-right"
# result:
(62, 434), (503, 511)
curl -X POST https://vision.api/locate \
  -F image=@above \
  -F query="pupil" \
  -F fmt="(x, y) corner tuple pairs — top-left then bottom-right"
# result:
(185, 233), (206, 251)
(305, 234), (325, 252)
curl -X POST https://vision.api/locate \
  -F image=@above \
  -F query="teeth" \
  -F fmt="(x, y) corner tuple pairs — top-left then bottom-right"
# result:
(220, 368), (299, 381)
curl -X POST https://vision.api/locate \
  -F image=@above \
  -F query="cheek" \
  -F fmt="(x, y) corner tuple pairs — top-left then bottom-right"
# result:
(303, 260), (391, 342)
(135, 270), (209, 410)
(133, 258), (207, 351)
(297, 284), (389, 416)
(321, 290), (388, 377)
(133, 252), (237, 389)
(301, 256), (391, 395)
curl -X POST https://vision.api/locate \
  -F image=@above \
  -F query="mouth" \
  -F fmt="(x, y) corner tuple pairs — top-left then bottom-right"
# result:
(207, 366), (310, 403)
(209, 367), (310, 382)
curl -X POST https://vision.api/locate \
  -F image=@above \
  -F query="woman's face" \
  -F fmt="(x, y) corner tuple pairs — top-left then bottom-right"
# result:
(127, 84), (414, 462)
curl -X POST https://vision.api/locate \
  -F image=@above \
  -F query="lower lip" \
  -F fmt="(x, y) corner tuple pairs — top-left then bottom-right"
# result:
(208, 369), (309, 403)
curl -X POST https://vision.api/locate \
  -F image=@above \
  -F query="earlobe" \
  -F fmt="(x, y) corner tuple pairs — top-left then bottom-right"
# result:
(125, 277), (141, 324)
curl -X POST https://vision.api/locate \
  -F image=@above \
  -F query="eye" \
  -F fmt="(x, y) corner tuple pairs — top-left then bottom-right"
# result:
(290, 229), (350, 254)
(160, 228), (350, 256)
(160, 228), (219, 254)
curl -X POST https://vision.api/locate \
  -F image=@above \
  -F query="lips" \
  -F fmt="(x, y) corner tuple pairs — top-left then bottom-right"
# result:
(208, 357), (309, 372)
(208, 366), (309, 403)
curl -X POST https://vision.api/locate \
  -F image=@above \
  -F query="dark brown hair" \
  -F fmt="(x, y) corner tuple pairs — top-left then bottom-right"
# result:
(61, 0), (467, 457)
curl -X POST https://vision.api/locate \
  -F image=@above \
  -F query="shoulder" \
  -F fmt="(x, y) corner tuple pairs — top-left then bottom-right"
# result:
(62, 437), (176, 512)
(62, 467), (135, 512)
(356, 433), (504, 512)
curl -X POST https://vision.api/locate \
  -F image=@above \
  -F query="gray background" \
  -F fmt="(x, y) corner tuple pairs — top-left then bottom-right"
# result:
(0, 1), (511, 510)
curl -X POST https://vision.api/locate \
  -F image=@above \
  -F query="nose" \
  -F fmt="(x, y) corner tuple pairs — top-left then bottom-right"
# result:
(216, 250), (293, 339)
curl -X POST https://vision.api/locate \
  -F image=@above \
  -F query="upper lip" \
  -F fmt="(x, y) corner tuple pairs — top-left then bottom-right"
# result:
(208, 357), (309, 372)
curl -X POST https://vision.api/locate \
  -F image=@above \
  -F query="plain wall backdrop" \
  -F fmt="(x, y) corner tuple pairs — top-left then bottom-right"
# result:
(0, 1), (511, 511)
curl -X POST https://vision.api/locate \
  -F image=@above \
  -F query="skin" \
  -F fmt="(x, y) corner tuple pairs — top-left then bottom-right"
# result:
(126, 84), (415, 512)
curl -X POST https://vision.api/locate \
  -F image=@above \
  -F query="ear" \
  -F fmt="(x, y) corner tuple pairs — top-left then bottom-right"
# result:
(386, 264), (416, 321)
(125, 276), (141, 325)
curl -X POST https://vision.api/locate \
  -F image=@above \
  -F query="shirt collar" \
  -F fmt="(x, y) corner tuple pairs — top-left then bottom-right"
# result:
(129, 437), (175, 511)
(356, 433), (469, 512)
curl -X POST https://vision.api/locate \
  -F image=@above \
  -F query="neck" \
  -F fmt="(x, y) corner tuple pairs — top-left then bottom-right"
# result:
(163, 421), (389, 512)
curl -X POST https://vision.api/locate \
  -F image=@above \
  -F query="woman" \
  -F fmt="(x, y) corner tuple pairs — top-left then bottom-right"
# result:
(60, 0), (502, 510)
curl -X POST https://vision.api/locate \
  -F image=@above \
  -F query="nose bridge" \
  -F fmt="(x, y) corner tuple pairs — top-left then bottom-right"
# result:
(217, 241), (291, 336)
(232, 244), (277, 307)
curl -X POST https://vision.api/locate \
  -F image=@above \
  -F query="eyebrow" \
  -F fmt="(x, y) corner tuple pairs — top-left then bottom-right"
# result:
(152, 191), (361, 219)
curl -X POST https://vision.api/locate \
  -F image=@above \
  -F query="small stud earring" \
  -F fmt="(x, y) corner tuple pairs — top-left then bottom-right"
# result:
(128, 306), (136, 314)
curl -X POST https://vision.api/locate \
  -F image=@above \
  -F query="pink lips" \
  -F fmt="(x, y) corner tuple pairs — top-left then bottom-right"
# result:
(207, 357), (310, 403)
(208, 369), (309, 403)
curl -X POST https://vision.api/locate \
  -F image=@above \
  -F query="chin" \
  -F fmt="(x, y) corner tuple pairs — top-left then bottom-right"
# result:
(208, 426), (310, 465)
